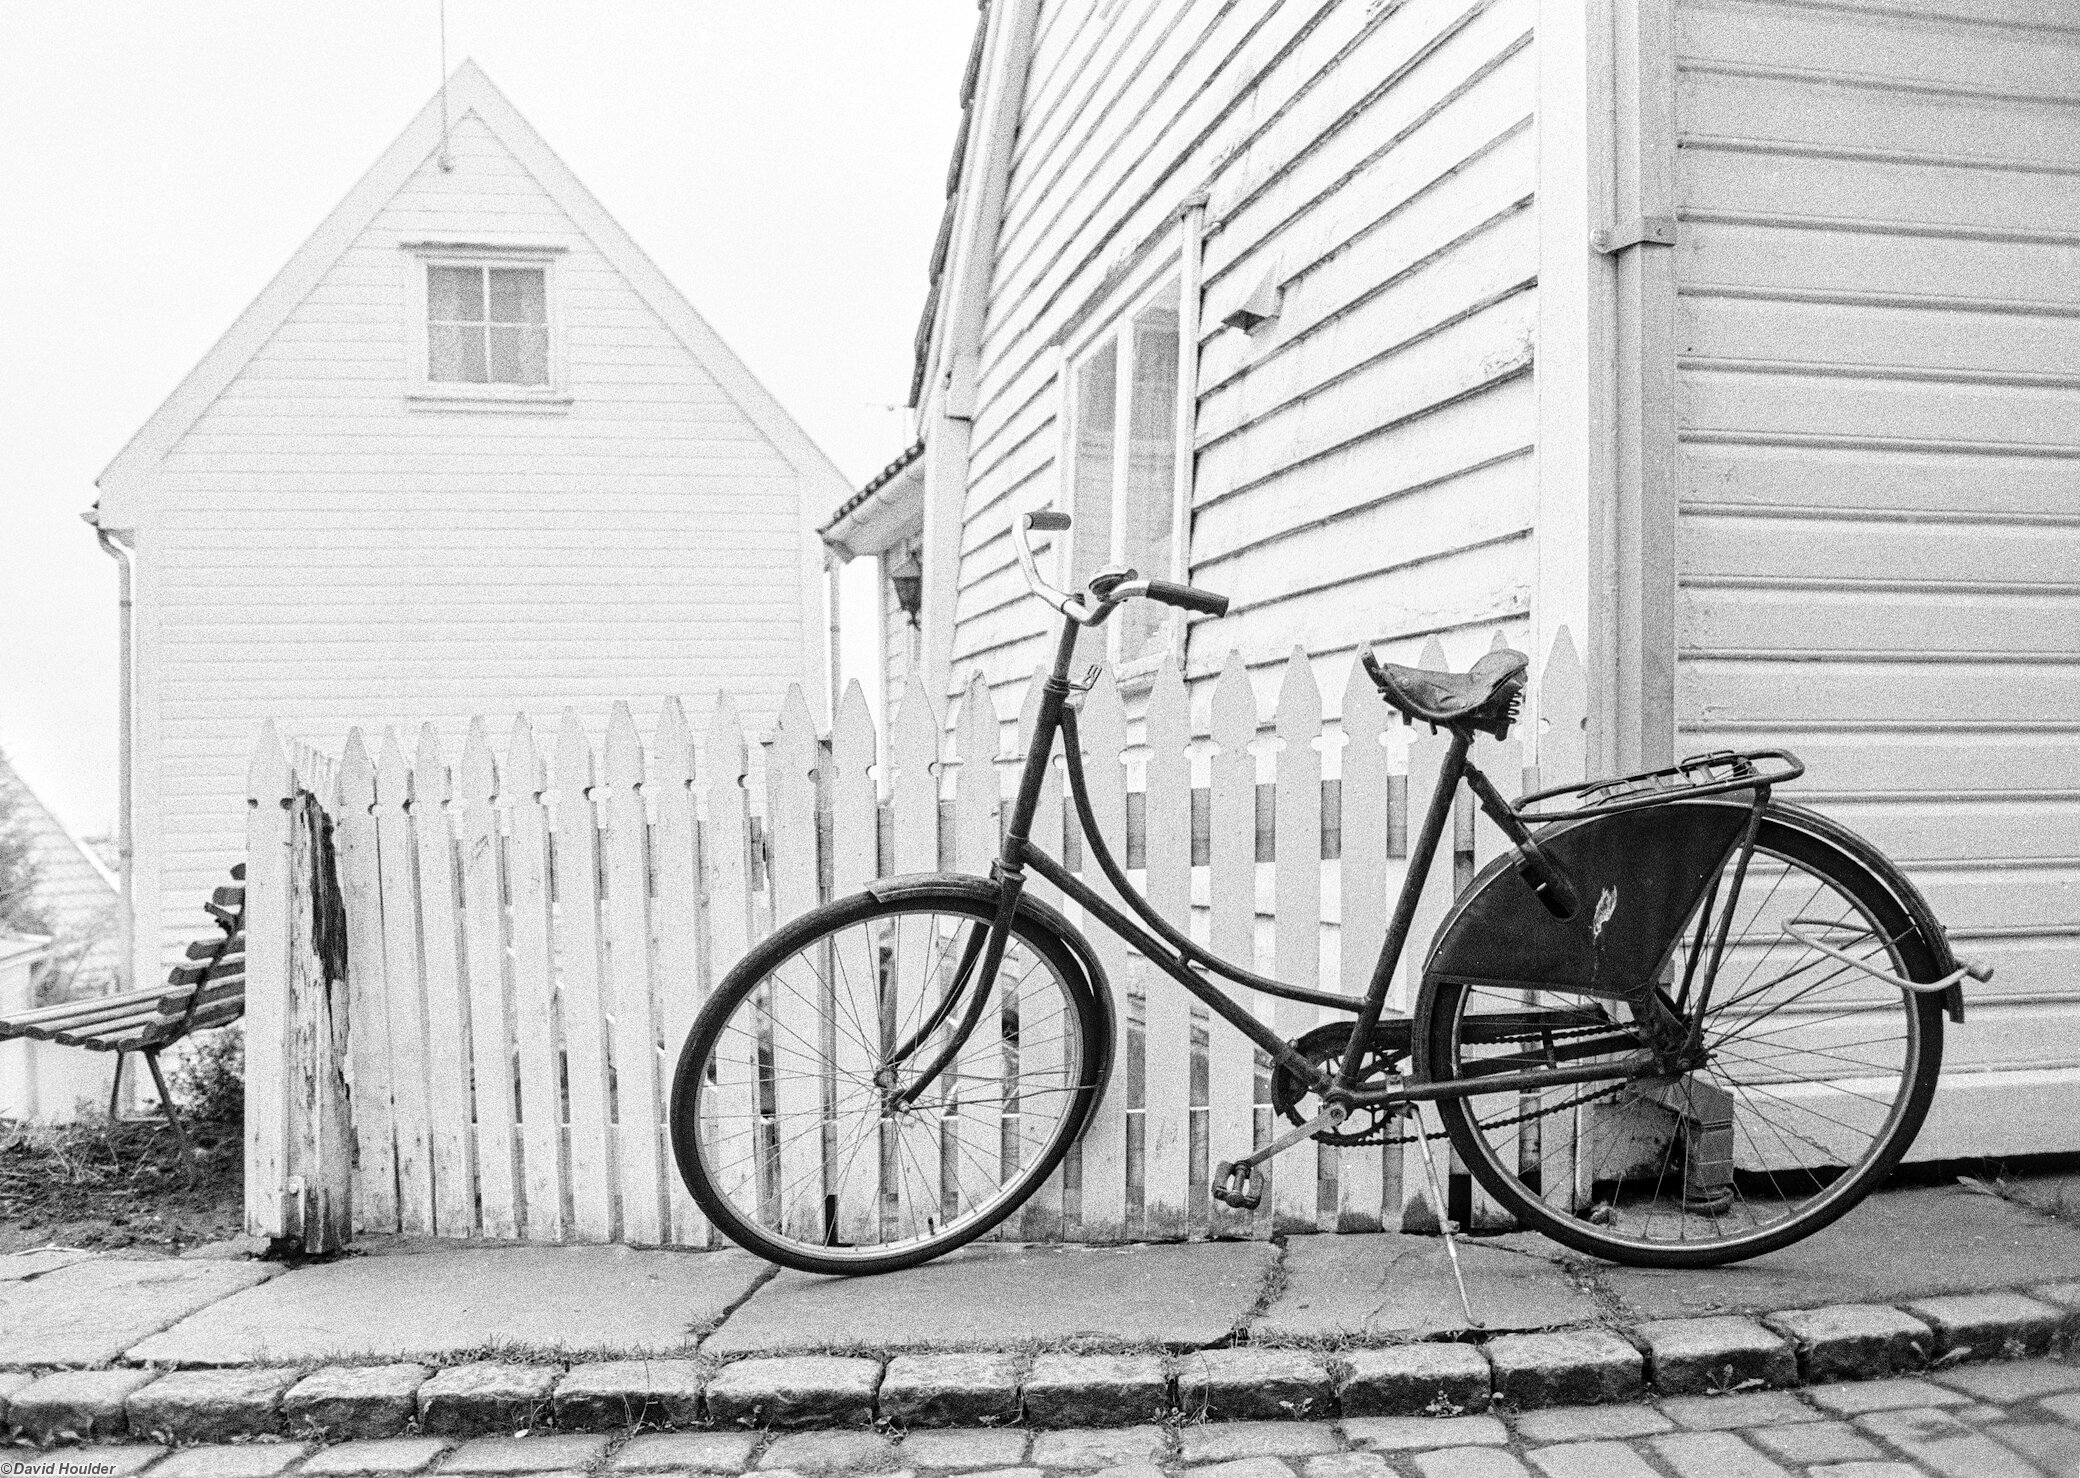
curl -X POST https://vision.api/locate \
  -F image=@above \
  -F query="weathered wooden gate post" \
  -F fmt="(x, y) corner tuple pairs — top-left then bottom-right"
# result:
(245, 723), (356, 1252)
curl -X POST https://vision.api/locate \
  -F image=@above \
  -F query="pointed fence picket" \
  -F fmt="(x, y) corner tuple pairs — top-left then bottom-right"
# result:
(247, 632), (1592, 1249)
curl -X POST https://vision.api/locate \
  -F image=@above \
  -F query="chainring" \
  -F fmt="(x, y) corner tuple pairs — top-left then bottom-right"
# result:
(1271, 1021), (1411, 1146)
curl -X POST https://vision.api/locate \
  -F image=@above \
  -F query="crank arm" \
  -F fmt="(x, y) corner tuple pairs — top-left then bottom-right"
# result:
(1213, 1102), (1346, 1210)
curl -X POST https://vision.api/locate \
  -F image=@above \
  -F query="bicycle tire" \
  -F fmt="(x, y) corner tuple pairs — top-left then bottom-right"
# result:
(1416, 804), (1947, 1268)
(669, 881), (1112, 1275)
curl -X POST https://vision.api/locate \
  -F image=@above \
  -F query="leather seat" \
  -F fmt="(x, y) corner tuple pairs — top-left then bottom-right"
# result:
(1361, 646), (1528, 738)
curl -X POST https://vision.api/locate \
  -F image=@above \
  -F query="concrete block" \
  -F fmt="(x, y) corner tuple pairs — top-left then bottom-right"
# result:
(703, 1355), (880, 1429)
(1179, 1347), (1332, 1422)
(877, 1352), (1020, 1427)
(608, 1429), (761, 1472)
(1021, 1353), (1169, 1427)
(296, 1436), (454, 1473)
(1930, 1357), (2080, 1403)
(1513, 1403), (1672, 1442)
(127, 1365), (295, 1441)
(1336, 1344), (1490, 1417)
(284, 1363), (431, 1439)
(29, 1448), (164, 1477)
(1485, 1329), (1642, 1408)
(551, 1358), (705, 1430)
(895, 1428), (1029, 1469)
(438, 1432), (611, 1472)
(1762, 1304), (1932, 1382)
(1634, 1316), (1795, 1395)
(415, 1362), (558, 1437)
(1805, 1376), (1971, 1415)
(1902, 1291), (2066, 1360)
(1303, 1457), (1397, 1478)
(1655, 1390), (1818, 1431)
(1186, 1460), (1298, 1478)
(9, 1367), (157, 1442)
(758, 1428), (897, 1473)
(0, 1370), (31, 1423)
(1340, 1415), (1509, 1450)
(149, 1445), (309, 1477)
(1178, 1421), (1339, 1463)
(1748, 1420), (1884, 1465)
(1027, 1424), (1169, 1468)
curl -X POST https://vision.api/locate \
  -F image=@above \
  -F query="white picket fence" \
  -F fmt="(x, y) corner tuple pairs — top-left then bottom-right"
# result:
(244, 628), (1590, 1249)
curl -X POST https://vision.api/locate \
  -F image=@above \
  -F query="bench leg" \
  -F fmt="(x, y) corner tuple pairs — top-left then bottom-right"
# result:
(108, 1051), (127, 1121)
(141, 1048), (194, 1174)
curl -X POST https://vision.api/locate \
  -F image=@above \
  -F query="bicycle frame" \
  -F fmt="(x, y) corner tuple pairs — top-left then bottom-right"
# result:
(887, 612), (1683, 1117)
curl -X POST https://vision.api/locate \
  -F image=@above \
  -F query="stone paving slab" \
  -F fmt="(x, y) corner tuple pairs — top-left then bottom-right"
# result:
(1255, 1234), (1594, 1341)
(127, 1243), (765, 1364)
(1601, 1186), (2080, 1321)
(703, 1240), (1277, 1355)
(0, 1246), (100, 1281)
(0, 1255), (277, 1367)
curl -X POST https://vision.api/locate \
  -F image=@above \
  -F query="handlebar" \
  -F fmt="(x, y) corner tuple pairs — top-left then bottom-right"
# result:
(1013, 510), (1230, 623)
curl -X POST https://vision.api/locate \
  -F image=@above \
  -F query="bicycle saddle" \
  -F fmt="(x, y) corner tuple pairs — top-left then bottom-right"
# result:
(1361, 646), (1528, 738)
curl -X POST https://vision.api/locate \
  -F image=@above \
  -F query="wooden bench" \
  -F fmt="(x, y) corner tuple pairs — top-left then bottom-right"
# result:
(0, 865), (245, 1155)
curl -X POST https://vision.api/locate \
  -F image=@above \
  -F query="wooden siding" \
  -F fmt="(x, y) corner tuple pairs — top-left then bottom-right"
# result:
(947, 0), (1540, 726)
(130, 113), (822, 979)
(1671, 0), (2080, 1153)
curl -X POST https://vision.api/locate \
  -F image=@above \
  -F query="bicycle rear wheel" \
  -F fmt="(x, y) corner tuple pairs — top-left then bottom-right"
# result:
(1420, 809), (1946, 1267)
(669, 885), (1110, 1275)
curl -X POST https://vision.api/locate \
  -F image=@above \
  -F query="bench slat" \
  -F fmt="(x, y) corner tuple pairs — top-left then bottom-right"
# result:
(26, 1005), (170, 1048)
(169, 951), (244, 987)
(184, 931), (242, 961)
(0, 983), (172, 1034)
(158, 975), (242, 1016)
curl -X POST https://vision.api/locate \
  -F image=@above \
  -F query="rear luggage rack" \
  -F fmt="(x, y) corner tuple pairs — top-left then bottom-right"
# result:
(1513, 748), (1805, 824)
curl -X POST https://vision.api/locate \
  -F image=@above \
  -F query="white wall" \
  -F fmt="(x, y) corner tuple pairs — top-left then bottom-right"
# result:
(124, 111), (826, 982)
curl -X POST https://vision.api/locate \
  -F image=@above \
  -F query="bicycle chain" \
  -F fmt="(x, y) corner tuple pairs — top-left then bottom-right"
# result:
(1340, 1021), (1643, 1146)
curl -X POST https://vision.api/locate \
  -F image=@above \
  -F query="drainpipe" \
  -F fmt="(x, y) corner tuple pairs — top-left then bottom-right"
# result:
(83, 508), (134, 991)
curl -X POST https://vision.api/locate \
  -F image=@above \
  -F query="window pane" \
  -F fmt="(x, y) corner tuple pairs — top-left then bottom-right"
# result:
(488, 267), (546, 325)
(1070, 341), (1117, 587)
(430, 323), (486, 382)
(429, 264), (483, 322)
(1121, 297), (1181, 659)
(488, 324), (550, 385)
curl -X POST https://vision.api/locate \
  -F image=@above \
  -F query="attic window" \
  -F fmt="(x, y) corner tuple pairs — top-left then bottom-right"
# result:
(404, 243), (567, 408)
(428, 264), (548, 385)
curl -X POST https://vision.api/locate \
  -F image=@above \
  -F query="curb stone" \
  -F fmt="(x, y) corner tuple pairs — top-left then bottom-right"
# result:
(1335, 1344), (1490, 1417)
(9, 1368), (158, 1443)
(1022, 1354), (1169, 1428)
(551, 1358), (705, 1430)
(283, 1363), (431, 1440)
(1632, 1316), (1796, 1395)
(1762, 1304), (1932, 1383)
(878, 1352), (1023, 1426)
(1177, 1349), (1333, 1422)
(1485, 1329), (1643, 1408)
(1903, 1290), (2066, 1361)
(416, 1361), (559, 1437)
(126, 1366), (295, 1442)
(703, 1354), (880, 1430)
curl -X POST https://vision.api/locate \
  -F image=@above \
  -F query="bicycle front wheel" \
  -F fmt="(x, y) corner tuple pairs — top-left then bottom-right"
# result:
(1421, 810), (1946, 1267)
(670, 886), (1110, 1275)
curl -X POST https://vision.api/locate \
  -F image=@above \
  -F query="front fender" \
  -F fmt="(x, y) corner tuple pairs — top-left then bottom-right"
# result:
(858, 870), (1117, 1070)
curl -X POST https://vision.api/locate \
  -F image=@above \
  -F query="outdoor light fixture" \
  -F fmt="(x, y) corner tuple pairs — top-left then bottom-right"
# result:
(890, 546), (924, 626)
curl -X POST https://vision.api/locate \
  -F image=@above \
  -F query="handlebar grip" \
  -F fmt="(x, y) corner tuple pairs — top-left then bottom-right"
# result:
(1145, 579), (1230, 617)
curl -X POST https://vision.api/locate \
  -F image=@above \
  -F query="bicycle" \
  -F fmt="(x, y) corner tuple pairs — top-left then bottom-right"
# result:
(669, 508), (1991, 1301)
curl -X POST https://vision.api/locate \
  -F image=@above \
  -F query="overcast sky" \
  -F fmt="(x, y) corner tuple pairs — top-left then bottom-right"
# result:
(0, 1), (967, 837)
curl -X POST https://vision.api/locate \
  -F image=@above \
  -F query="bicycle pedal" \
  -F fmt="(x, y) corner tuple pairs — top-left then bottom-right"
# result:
(1211, 1160), (1263, 1211)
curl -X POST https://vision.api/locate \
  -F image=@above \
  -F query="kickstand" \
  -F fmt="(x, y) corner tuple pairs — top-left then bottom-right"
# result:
(1407, 1105), (1480, 1329)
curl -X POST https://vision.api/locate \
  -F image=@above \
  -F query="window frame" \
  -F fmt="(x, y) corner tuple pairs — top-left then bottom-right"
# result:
(402, 240), (571, 409)
(1052, 242), (1195, 682)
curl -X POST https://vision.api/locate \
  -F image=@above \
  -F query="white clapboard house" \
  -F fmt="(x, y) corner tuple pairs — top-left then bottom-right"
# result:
(94, 63), (847, 988)
(825, 0), (2079, 1157)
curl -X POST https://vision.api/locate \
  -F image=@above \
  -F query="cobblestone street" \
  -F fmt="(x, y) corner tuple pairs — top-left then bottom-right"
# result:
(16, 1356), (2080, 1476)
